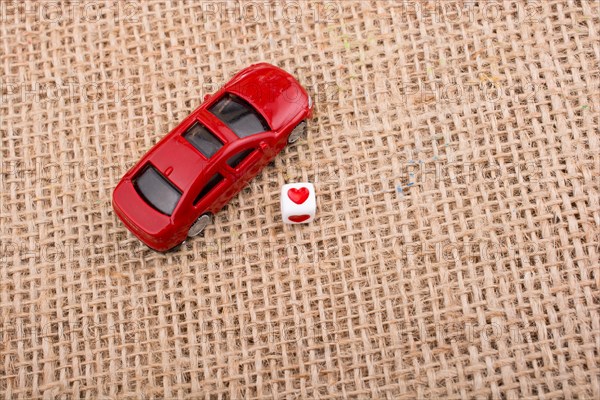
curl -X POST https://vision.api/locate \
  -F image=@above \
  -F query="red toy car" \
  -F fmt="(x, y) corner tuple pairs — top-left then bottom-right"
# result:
(112, 63), (313, 251)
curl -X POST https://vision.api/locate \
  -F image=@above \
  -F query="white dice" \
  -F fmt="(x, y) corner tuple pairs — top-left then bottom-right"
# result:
(280, 182), (316, 224)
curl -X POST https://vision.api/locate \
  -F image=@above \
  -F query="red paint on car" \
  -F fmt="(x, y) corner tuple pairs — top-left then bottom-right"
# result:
(112, 63), (313, 251)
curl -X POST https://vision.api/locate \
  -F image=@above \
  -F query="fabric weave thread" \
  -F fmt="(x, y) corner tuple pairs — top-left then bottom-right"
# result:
(1, 1), (599, 398)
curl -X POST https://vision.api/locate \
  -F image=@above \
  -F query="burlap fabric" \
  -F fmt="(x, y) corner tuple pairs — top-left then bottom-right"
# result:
(1, 0), (599, 398)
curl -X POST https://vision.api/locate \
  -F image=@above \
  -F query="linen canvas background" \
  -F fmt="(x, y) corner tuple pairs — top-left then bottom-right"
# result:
(1, 0), (599, 398)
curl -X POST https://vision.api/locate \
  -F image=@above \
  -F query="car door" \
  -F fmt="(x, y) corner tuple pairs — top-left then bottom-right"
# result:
(190, 165), (233, 216)
(223, 142), (266, 192)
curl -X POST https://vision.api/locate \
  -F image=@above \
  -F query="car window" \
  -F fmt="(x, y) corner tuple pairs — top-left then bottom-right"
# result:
(183, 122), (223, 158)
(209, 93), (270, 138)
(227, 148), (255, 169)
(194, 172), (224, 205)
(134, 166), (181, 215)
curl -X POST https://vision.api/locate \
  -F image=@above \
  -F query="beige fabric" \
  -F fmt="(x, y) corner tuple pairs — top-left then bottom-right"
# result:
(1, 1), (599, 398)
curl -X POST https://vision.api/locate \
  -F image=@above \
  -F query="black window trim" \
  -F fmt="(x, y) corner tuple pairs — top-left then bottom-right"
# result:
(193, 172), (225, 206)
(226, 147), (257, 170)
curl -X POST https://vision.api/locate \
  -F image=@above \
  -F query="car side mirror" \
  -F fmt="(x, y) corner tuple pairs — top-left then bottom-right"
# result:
(203, 94), (211, 102)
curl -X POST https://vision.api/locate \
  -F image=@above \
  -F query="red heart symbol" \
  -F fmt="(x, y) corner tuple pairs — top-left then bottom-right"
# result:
(289, 214), (310, 223)
(288, 187), (309, 204)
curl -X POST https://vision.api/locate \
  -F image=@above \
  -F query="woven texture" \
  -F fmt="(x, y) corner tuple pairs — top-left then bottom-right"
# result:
(1, 0), (599, 398)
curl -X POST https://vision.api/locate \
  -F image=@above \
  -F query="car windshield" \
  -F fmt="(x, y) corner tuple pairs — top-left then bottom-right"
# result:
(209, 93), (270, 138)
(134, 166), (181, 215)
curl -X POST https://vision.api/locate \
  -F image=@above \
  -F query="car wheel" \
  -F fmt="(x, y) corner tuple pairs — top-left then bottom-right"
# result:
(287, 121), (307, 144)
(188, 213), (212, 237)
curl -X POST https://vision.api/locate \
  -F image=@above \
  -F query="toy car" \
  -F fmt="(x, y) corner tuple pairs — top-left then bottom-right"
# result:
(112, 63), (313, 251)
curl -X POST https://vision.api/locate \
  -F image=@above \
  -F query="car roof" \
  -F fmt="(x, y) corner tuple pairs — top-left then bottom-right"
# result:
(142, 110), (271, 199)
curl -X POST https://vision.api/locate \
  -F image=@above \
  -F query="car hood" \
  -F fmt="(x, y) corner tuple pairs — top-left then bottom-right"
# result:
(226, 63), (309, 131)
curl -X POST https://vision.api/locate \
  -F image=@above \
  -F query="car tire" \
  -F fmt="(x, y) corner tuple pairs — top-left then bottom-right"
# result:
(188, 213), (212, 237)
(287, 120), (307, 144)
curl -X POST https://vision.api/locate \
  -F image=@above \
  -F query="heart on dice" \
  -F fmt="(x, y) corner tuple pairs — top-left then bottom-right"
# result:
(287, 187), (309, 204)
(281, 183), (316, 224)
